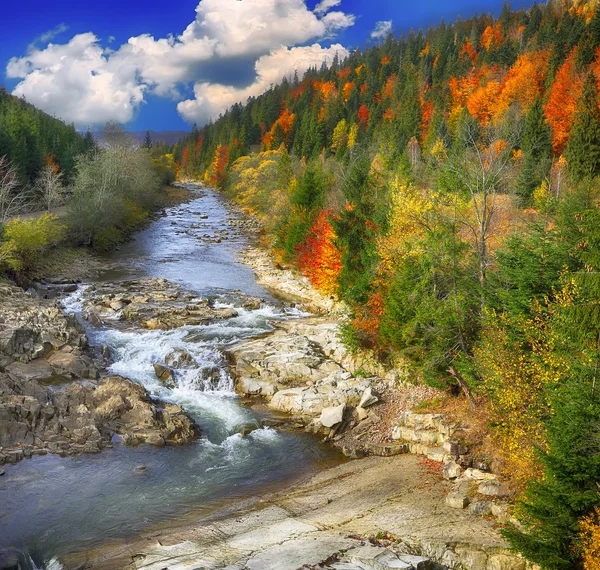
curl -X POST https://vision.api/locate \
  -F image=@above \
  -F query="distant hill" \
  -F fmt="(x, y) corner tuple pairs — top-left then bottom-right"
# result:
(93, 130), (188, 147)
(0, 87), (92, 182)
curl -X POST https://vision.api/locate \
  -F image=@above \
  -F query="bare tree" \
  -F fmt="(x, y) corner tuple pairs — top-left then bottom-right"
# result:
(448, 119), (519, 293)
(0, 156), (30, 222)
(34, 162), (66, 211)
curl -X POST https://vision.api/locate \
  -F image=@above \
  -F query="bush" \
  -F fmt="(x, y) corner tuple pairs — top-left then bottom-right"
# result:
(0, 213), (65, 273)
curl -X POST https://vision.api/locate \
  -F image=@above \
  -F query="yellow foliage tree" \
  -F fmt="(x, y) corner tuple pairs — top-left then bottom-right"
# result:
(579, 505), (600, 570)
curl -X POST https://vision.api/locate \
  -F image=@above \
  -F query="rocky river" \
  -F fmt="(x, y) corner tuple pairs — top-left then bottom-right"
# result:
(0, 187), (343, 569)
(0, 186), (529, 570)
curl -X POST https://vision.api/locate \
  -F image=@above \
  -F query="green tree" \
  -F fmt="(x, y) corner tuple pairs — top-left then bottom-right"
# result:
(565, 73), (600, 182)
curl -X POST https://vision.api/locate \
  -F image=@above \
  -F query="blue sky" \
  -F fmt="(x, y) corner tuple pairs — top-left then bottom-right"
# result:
(1, 1), (534, 132)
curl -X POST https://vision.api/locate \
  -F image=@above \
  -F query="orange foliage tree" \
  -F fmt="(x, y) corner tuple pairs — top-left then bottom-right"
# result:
(209, 144), (229, 188)
(545, 47), (584, 154)
(263, 108), (295, 150)
(296, 209), (342, 295)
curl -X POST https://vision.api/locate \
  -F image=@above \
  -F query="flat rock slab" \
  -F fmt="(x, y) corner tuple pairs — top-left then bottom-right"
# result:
(245, 533), (356, 570)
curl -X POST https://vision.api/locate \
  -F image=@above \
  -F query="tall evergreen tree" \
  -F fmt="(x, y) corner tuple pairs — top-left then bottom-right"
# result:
(565, 73), (600, 181)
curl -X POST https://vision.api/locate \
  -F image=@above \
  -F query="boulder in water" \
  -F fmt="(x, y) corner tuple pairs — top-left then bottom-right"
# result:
(165, 349), (194, 369)
(153, 363), (175, 387)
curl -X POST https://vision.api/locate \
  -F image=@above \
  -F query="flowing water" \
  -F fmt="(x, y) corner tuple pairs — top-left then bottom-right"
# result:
(0, 187), (342, 569)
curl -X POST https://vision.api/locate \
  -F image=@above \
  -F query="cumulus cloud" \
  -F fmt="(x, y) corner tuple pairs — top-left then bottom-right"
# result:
(371, 20), (392, 40)
(177, 43), (349, 124)
(7, 33), (145, 125)
(6, 0), (356, 127)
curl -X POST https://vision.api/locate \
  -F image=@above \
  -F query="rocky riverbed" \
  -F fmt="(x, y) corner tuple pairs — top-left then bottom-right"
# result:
(0, 281), (200, 463)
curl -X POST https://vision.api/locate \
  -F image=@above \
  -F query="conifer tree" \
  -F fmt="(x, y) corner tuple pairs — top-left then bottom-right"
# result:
(565, 74), (600, 181)
(517, 96), (552, 202)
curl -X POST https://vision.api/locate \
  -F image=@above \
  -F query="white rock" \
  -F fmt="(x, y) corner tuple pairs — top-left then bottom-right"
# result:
(359, 386), (379, 408)
(463, 468), (497, 481)
(319, 404), (346, 428)
(440, 460), (463, 480)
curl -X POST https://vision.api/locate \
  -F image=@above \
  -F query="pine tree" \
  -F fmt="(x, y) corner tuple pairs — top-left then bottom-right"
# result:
(517, 96), (552, 202)
(143, 131), (153, 149)
(565, 73), (600, 181)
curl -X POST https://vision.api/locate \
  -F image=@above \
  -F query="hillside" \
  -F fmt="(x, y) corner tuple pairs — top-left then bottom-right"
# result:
(172, 1), (600, 568)
(0, 87), (93, 184)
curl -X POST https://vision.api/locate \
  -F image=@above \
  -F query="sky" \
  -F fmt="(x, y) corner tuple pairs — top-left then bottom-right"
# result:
(1, 0), (535, 132)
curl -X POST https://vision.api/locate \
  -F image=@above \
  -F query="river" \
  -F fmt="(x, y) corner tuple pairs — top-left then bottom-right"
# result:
(0, 186), (341, 569)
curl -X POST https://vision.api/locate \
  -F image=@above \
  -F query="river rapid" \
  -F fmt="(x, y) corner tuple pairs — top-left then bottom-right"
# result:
(0, 186), (341, 569)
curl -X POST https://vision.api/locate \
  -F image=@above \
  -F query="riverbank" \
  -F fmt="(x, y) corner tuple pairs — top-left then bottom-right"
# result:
(65, 453), (520, 570)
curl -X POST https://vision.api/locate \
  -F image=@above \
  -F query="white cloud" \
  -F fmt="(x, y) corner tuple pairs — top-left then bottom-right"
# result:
(314, 0), (342, 16)
(6, 0), (355, 127)
(371, 20), (392, 40)
(177, 43), (349, 124)
(38, 23), (69, 44)
(7, 33), (145, 125)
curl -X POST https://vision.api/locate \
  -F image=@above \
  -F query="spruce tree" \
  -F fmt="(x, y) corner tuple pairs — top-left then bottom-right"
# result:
(565, 73), (600, 181)
(517, 96), (552, 202)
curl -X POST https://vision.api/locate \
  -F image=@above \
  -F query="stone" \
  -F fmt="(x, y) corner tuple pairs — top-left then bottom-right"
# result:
(165, 349), (194, 369)
(153, 363), (175, 387)
(5, 360), (54, 382)
(468, 501), (493, 516)
(146, 434), (166, 447)
(487, 554), (527, 570)
(320, 404), (346, 428)
(463, 468), (496, 480)
(349, 545), (413, 569)
(134, 464), (147, 472)
(440, 459), (463, 480)
(355, 406), (369, 421)
(0, 469), (4, 476)
(446, 489), (470, 509)
(358, 386), (379, 408)
(478, 479), (502, 496)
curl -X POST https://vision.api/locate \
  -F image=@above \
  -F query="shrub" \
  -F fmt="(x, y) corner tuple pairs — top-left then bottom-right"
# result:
(0, 213), (65, 272)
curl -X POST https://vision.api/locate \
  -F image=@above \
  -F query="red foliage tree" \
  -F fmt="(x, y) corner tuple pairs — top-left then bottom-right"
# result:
(296, 210), (342, 295)
(357, 105), (370, 129)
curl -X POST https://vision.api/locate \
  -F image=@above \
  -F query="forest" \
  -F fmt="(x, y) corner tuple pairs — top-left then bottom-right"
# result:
(172, 1), (600, 568)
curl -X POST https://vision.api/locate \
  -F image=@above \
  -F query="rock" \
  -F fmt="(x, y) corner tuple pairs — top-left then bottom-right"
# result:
(153, 363), (175, 387)
(446, 492), (470, 509)
(81, 279), (241, 330)
(358, 386), (379, 408)
(165, 349), (194, 369)
(146, 434), (166, 447)
(46, 350), (96, 378)
(5, 360), (54, 382)
(355, 406), (369, 421)
(0, 469), (4, 476)
(468, 501), (493, 516)
(134, 464), (147, 472)
(349, 545), (413, 569)
(319, 404), (346, 428)
(440, 459), (463, 480)
(478, 479), (502, 496)
(487, 554), (527, 570)
(463, 468), (496, 480)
